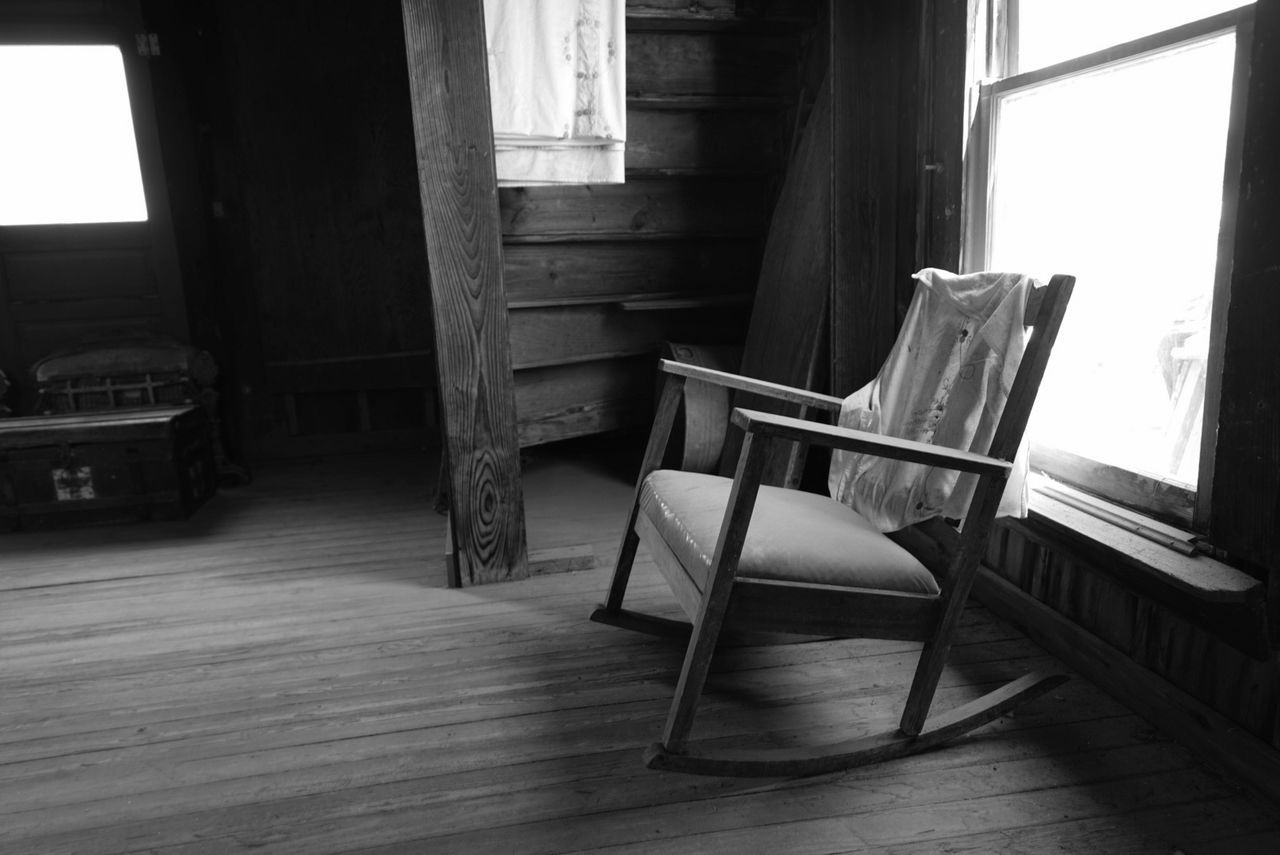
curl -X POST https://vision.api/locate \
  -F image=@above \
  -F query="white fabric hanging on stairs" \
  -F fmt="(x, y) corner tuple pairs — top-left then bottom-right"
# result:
(484, 0), (626, 186)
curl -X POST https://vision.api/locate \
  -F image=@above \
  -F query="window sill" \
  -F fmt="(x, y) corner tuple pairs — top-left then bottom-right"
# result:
(895, 482), (1268, 655)
(1025, 486), (1260, 605)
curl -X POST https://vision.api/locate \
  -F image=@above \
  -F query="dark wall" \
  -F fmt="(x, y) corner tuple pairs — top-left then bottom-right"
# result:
(145, 0), (435, 459)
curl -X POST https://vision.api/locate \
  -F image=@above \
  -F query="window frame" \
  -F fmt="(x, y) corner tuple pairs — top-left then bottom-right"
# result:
(0, 41), (151, 226)
(0, 7), (191, 372)
(961, 4), (1255, 532)
(0, 19), (159, 223)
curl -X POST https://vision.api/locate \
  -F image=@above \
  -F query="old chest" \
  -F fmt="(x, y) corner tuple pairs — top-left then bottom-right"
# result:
(0, 406), (216, 531)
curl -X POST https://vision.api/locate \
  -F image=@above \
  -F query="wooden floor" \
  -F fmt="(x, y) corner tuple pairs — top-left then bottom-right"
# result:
(2, 444), (1278, 854)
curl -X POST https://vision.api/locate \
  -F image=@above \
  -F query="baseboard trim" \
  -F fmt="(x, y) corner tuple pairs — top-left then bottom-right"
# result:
(974, 566), (1280, 808)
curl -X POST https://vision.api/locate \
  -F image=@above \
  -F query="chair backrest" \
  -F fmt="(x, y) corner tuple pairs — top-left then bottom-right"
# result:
(987, 273), (1076, 464)
(828, 270), (1075, 532)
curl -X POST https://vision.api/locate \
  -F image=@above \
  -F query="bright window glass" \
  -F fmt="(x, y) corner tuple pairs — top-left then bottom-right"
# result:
(0, 45), (148, 226)
(986, 32), (1235, 487)
(1015, 0), (1250, 72)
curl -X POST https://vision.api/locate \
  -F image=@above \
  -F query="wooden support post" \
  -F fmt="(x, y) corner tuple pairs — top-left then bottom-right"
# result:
(828, 0), (901, 398)
(1210, 2), (1280, 575)
(914, 0), (967, 274)
(1207, 6), (1280, 744)
(401, 0), (528, 585)
(726, 76), (833, 485)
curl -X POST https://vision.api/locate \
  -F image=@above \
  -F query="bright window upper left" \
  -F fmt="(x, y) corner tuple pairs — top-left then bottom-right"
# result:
(0, 44), (148, 226)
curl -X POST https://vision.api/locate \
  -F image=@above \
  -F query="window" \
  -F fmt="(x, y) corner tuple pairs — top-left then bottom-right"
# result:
(0, 44), (148, 226)
(964, 2), (1254, 529)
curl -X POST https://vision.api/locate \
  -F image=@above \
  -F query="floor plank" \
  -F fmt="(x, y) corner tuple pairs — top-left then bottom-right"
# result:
(0, 446), (1276, 854)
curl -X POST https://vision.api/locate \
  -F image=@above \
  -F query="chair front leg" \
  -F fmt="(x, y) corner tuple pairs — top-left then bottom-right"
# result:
(660, 429), (771, 754)
(900, 474), (1006, 735)
(602, 374), (686, 614)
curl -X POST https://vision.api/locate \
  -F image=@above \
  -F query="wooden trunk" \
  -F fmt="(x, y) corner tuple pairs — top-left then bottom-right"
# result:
(0, 406), (216, 531)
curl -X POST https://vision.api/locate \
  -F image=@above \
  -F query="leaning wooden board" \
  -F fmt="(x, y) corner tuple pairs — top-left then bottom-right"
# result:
(0, 406), (216, 531)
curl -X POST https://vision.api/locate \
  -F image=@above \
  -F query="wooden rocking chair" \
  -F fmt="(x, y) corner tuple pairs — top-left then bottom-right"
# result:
(591, 272), (1076, 777)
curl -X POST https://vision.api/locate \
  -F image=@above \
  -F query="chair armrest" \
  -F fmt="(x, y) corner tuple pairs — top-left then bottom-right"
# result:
(731, 408), (1012, 476)
(659, 359), (844, 413)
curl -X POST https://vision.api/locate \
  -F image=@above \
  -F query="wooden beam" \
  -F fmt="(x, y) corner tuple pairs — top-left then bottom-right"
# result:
(726, 74), (832, 484)
(915, 0), (967, 274)
(828, 0), (902, 397)
(1210, 3), (1280, 574)
(400, 0), (527, 584)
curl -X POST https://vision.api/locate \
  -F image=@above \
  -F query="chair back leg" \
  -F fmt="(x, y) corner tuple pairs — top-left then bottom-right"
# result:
(601, 374), (686, 613)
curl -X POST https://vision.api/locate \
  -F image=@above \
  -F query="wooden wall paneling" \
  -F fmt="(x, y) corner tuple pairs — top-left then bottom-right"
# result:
(0, 225), (164, 372)
(626, 0), (814, 26)
(997, 517), (1270, 659)
(206, 1), (434, 454)
(508, 304), (748, 371)
(914, 0), (968, 276)
(1145, 592), (1276, 737)
(367, 386), (436, 432)
(514, 357), (655, 447)
(1210, 2), (1280, 574)
(221, 2), (432, 370)
(3, 249), (153, 302)
(401, 0), (527, 585)
(828, 0), (906, 397)
(250, 426), (435, 461)
(290, 390), (363, 436)
(628, 0), (811, 14)
(626, 107), (786, 174)
(892, 0), (925, 319)
(984, 519), (1277, 742)
(13, 319), (166, 373)
(502, 241), (762, 306)
(9, 296), (163, 327)
(499, 178), (770, 242)
(627, 32), (796, 96)
(186, 3), (269, 460)
(262, 353), (435, 394)
(269, 387), (434, 441)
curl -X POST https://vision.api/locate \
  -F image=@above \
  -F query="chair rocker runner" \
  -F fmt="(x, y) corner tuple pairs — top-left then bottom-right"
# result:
(591, 271), (1076, 777)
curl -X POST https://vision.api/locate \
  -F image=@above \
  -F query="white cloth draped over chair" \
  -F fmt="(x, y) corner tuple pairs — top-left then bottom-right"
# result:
(484, 0), (626, 186)
(828, 269), (1036, 531)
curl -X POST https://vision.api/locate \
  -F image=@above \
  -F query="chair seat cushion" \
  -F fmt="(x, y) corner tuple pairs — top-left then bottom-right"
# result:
(639, 470), (939, 596)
